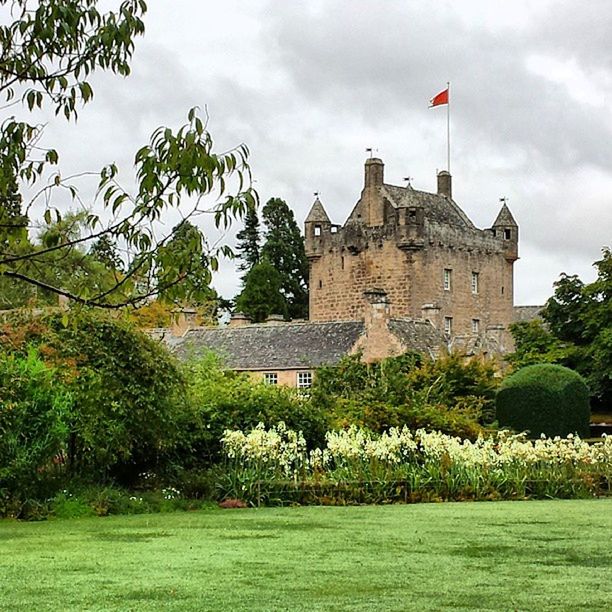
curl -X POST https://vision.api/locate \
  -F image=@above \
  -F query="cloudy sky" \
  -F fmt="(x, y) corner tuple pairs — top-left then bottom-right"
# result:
(27, 0), (612, 305)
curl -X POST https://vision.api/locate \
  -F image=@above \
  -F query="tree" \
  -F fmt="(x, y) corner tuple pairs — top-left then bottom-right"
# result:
(509, 248), (612, 411)
(234, 260), (287, 323)
(261, 197), (309, 319)
(90, 235), (124, 272)
(0, 1), (256, 308)
(235, 205), (260, 272)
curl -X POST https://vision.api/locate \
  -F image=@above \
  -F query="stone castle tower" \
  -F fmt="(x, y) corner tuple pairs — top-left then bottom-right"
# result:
(304, 158), (518, 344)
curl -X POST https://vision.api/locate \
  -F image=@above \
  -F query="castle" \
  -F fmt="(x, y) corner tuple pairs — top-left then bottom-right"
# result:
(304, 157), (518, 349)
(168, 156), (523, 386)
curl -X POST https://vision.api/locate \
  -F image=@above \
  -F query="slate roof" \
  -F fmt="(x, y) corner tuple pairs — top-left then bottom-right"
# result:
(305, 198), (331, 223)
(492, 203), (518, 227)
(388, 319), (446, 357)
(172, 321), (365, 369)
(513, 305), (543, 323)
(381, 184), (476, 229)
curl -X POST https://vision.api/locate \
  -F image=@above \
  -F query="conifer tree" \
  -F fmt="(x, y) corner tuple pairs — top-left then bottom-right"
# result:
(261, 198), (309, 320)
(234, 260), (287, 323)
(235, 205), (260, 272)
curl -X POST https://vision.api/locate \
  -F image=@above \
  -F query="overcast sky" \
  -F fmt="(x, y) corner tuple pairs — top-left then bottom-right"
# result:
(28, 0), (612, 305)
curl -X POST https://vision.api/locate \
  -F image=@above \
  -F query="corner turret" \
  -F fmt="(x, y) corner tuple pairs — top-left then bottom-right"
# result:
(491, 202), (518, 261)
(305, 197), (332, 259)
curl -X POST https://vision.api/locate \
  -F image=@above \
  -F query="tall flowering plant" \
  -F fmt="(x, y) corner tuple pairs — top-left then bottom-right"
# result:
(218, 424), (612, 506)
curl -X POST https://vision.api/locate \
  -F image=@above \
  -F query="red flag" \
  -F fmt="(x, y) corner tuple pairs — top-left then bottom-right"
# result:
(429, 88), (449, 107)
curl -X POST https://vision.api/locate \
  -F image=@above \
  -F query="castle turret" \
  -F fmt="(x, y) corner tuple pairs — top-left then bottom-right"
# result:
(492, 202), (518, 262)
(362, 157), (385, 226)
(304, 197), (332, 259)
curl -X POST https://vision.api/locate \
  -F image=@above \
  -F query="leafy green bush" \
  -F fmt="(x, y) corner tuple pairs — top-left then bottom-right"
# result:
(183, 352), (328, 464)
(496, 364), (590, 438)
(0, 349), (70, 503)
(0, 309), (187, 483)
(327, 397), (484, 440)
(311, 352), (495, 438)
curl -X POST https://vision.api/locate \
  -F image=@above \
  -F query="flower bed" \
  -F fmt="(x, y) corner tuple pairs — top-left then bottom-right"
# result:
(219, 424), (612, 505)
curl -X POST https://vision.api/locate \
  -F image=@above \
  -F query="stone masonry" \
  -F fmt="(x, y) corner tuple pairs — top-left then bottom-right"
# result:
(304, 158), (518, 347)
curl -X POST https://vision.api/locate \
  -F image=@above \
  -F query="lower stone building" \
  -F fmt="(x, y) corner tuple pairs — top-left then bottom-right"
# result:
(169, 293), (446, 387)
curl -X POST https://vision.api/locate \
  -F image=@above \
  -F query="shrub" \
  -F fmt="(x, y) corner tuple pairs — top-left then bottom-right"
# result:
(311, 352), (495, 438)
(327, 397), (484, 440)
(0, 349), (70, 503)
(183, 352), (328, 465)
(0, 309), (187, 484)
(496, 364), (590, 438)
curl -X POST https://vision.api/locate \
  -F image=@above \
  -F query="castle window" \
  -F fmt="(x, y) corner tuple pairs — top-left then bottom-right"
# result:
(331, 225), (338, 234)
(318, 280), (323, 289)
(314, 225), (321, 237)
(409, 209), (417, 221)
(443, 268), (452, 291)
(471, 272), (479, 294)
(341, 256), (345, 270)
(504, 229), (511, 240)
(263, 372), (278, 385)
(297, 371), (312, 389)
(444, 317), (453, 335)
(501, 286), (505, 295)
(472, 319), (480, 334)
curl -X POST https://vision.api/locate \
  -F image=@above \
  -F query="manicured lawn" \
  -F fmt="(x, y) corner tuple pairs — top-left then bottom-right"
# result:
(1, 499), (611, 611)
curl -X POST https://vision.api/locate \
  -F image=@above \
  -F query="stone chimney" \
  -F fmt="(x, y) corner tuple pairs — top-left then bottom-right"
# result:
(364, 157), (384, 188)
(351, 289), (404, 362)
(264, 313), (285, 325)
(437, 170), (452, 199)
(363, 158), (385, 226)
(228, 312), (250, 327)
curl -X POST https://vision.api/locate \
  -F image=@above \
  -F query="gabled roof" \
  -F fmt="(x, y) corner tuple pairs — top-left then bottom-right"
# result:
(305, 198), (331, 224)
(172, 321), (365, 370)
(492, 203), (518, 227)
(381, 184), (476, 229)
(388, 319), (446, 357)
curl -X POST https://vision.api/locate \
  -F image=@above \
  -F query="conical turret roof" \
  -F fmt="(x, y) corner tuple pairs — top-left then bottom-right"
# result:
(492, 203), (517, 227)
(305, 197), (331, 224)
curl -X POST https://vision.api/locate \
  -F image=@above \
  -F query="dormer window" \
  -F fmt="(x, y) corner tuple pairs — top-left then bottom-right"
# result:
(314, 225), (321, 237)
(331, 225), (338, 234)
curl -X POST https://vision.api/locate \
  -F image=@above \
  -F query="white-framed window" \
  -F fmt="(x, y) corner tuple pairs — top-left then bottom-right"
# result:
(504, 228), (512, 240)
(263, 372), (278, 385)
(471, 271), (479, 294)
(472, 319), (480, 334)
(443, 268), (452, 291)
(314, 225), (321, 237)
(444, 317), (453, 335)
(297, 371), (313, 389)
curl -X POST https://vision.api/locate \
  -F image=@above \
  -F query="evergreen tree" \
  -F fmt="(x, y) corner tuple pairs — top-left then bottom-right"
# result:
(234, 260), (287, 323)
(236, 205), (260, 272)
(261, 198), (309, 319)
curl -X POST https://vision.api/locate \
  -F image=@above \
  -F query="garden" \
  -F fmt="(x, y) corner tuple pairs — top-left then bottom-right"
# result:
(0, 308), (610, 520)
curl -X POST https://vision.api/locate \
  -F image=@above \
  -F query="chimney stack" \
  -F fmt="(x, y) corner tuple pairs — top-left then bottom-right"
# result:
(228, 312), (250, 327)
(364, 158), (384, 189)
(437, 170), (452, 199)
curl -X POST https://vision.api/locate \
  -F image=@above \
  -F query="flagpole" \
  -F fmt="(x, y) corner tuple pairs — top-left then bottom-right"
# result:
(447, 81), (451, 174)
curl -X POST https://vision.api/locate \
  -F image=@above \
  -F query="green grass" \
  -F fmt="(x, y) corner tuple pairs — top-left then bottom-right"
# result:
(1, 500), (611, 611)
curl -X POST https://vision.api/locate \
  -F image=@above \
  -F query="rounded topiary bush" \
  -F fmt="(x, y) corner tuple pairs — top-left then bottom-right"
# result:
(496, 364), (590, 438)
